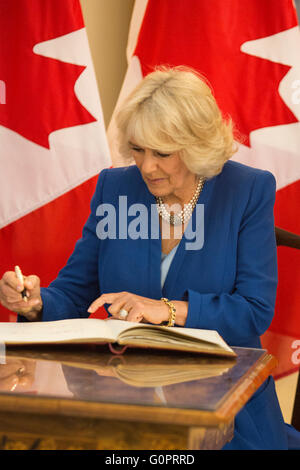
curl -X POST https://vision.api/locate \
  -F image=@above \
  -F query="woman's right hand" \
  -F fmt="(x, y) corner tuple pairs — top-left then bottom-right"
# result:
(0, 271), (43, 321)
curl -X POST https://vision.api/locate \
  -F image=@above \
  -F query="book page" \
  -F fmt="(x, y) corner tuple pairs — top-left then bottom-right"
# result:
(0, 318), (118, 345)
(118, 323), (234, 354)
(104, 318), (148, 337)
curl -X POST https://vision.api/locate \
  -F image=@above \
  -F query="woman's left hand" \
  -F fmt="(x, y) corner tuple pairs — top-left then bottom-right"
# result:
(87, 291), (170, 324)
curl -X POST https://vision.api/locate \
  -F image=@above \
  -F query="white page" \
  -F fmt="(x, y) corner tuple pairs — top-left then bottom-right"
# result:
(0, 318), (116, 344)
(171, 326), (233, 352)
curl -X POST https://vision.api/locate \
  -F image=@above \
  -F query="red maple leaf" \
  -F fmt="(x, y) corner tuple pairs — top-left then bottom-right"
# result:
(135, 0), (298, 145)
(0, 0), (95, 149)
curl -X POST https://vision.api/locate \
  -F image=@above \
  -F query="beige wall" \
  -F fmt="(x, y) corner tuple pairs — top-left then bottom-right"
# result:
(80, 0), (135, 128)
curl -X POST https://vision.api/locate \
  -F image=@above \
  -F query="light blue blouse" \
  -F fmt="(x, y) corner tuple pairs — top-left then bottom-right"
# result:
(160, 244), (179, 288)
(157, 243), (179, 403)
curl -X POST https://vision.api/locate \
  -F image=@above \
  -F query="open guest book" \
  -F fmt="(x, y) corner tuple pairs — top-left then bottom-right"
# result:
(0, 318), (236, 358)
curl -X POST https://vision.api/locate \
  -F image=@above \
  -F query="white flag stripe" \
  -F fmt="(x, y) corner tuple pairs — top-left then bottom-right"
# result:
(107, 56), (143, 166)
(233, 137), (300, 191)
(126, 0), (149, 62)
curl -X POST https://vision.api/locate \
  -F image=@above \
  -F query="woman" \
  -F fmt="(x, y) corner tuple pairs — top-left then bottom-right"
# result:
(0, 67), (289, 449)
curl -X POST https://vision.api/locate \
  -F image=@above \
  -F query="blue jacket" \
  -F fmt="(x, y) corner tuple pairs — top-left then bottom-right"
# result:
(41, 161), (277, 346)
(35, 160), (289, 449)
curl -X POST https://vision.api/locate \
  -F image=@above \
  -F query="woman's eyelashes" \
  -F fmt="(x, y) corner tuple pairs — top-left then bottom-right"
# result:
(155, 151), (171, 158)
(129, 145), (171, 158)
(131, 146), (144, 153)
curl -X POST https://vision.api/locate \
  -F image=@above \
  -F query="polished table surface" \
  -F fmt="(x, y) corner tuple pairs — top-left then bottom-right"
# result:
(0, 344), (276, 450)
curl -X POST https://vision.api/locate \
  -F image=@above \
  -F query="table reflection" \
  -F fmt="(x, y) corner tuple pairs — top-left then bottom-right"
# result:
(0, 345), (241, 410)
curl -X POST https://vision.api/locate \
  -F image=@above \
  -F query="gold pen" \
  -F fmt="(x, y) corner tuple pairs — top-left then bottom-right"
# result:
(14, 265), (28, 302)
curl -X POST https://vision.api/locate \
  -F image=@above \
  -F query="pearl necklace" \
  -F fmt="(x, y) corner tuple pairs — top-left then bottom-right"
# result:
(156, 177), (205, 225)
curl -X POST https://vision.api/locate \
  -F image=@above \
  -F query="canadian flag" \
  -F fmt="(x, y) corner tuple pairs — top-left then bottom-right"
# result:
(0, 0), (111, 321)
(108, 0), (300, 377)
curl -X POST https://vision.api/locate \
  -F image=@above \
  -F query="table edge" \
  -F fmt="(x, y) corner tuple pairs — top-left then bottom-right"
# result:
(215, 351), (277, 421)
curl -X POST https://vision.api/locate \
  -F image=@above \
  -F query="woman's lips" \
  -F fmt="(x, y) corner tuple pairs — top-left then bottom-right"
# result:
(146, 177), (166, 185)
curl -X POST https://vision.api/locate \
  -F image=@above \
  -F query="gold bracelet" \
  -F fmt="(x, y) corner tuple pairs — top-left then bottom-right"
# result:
(161, 297), (176, 327)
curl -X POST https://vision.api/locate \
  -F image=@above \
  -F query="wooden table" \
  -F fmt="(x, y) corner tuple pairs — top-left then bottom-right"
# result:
(0, 345), (276, 450)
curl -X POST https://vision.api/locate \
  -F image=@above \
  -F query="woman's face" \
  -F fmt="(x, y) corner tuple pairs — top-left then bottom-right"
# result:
(129, 141), (197, 202)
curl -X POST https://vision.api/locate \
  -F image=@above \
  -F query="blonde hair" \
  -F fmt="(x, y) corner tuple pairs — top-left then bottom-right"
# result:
(116, 66), (238, 178)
